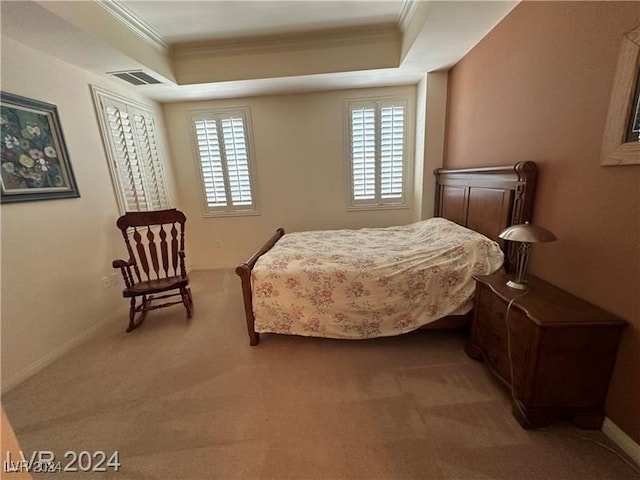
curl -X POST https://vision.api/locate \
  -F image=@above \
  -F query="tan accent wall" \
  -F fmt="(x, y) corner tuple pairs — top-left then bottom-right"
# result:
(445, 2), (640, 442)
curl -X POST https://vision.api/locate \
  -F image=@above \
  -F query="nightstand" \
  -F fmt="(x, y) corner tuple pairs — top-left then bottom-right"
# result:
(466, 272), (626, 429)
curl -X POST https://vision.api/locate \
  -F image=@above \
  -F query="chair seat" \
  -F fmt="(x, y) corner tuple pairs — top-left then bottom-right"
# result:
(123, 275), (189, 297)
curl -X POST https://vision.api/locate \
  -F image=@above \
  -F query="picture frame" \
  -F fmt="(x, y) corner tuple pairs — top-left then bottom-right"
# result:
(1, 92), (80, 203)
(601, 25), (640, 166)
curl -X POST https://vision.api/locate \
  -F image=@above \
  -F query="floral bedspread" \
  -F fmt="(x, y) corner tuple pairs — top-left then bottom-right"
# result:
(251, 217), (504, 339)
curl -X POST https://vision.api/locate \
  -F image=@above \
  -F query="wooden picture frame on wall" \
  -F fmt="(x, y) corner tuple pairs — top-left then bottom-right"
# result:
(0, 92), (80, 203)
(601, 25), (640, 166)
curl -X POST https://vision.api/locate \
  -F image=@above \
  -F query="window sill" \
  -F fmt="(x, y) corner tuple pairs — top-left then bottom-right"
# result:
(347, 204), (409, 212)
(202, 210), (261, 218)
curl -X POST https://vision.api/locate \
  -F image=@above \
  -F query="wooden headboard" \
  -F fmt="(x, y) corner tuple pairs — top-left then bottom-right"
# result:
(434, 161), (537, 272)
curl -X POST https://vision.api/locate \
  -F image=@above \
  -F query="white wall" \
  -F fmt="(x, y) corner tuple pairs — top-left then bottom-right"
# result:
(422, 71), (448, 218)
(408, 72), (449, 222)
(413, 75), (427, 221)
(0, 37), (433, 388)
(164, 86), (415, 269)
(0, 37), (177, 391)
(163, 85), (417, 270)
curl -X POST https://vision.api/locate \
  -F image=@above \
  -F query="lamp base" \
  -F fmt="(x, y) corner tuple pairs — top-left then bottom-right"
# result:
(506, 279), (529, 290)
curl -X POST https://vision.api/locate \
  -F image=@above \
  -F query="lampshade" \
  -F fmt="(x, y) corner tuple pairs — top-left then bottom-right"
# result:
(499, 222), (557, 243)
(498, 222), (556, 290)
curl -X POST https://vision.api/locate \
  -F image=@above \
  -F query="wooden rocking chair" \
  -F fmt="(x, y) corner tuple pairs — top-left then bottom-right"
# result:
(112, 209), (193, 332)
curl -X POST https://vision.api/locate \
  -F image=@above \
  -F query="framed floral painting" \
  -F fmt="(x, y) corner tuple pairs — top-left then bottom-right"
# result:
(1, 92), (80, 203)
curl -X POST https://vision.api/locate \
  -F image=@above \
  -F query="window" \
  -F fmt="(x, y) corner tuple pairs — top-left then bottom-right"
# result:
(191, 108), (257, 215)
(347, 98), (409, 208)
(92, 87), (170, 212)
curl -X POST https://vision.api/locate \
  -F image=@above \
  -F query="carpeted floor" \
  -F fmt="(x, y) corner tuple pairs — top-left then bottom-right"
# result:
(2, 270), (639, 479)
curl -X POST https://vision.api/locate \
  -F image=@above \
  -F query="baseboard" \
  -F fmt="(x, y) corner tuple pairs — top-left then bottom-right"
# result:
(189, 264), (233, 272)
(1, 309), (125, 394)
(603, 417), (640, 467)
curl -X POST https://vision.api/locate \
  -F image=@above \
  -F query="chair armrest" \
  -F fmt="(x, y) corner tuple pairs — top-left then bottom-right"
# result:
(112, 258), (136, 289)
(112, 258), (135, 269)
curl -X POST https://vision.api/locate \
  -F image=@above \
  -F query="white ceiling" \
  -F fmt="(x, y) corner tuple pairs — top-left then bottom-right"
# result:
(0, 1), (519, 102)
(124, 1), (406, 43)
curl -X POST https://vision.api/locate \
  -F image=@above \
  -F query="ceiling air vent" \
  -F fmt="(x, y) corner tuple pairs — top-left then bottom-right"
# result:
(108, 70), (162, 86)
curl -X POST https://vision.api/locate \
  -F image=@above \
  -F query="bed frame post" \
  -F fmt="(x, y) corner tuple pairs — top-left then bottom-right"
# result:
(235, 227), (286, 346)
(511, 161), (537, 225)
(235, 263), (260, 346)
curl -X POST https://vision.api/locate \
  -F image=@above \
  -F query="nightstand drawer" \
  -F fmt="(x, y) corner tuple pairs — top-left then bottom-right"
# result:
(474, 286), (532, 391)
(474, 324), (510, 380)
(476, 287), (531, 347)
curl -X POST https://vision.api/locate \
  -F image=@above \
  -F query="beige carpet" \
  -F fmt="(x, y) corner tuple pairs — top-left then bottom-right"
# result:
(2, 270), (638, 480)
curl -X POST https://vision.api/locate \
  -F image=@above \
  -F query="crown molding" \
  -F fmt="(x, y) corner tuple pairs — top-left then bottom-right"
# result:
(398, 0), (419, 32)
(96, 0), (170, 54)
(173, 23), (400, 60)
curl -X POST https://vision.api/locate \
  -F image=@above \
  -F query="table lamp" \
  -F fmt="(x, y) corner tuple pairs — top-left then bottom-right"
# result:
(498, 222), (557, 290)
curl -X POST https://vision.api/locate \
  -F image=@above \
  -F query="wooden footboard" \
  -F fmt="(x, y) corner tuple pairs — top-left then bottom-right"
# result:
(235, 227), (285, 346)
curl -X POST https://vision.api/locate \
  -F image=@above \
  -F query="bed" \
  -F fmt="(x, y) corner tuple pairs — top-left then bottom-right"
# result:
(236, 162), (538, 345)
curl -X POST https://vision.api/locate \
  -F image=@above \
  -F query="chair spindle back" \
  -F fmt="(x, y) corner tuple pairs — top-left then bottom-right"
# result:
(116, 209), (187, 283)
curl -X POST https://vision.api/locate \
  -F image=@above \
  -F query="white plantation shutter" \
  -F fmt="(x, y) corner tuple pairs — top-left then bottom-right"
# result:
(192, 109), (256, 214)
(133, 111), (168, 211)
(105, 102), (149, 211)
(348, 100), (407, 207)
(93, 88), (170, 213)
(221, 118), (253, 206)
(380, 106), (404, 199)
(351, 108), (376, 201)
(194, 119), (227, 208)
